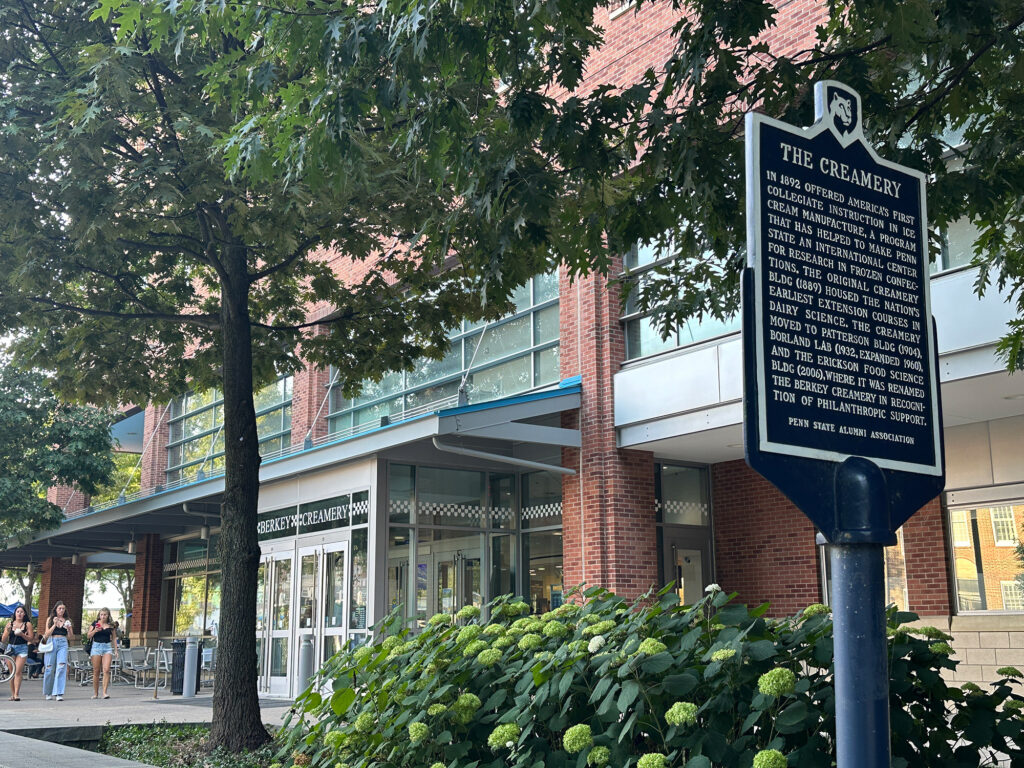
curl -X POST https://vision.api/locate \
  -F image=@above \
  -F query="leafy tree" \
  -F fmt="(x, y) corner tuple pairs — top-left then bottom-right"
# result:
(0, 0), (551, 750)
(138, 0), (1024, 365)
(86, 567), (135, 635)
(0, 568), (38, 615)
(90, 451), (143, 507)
(0, 363), (114, 542)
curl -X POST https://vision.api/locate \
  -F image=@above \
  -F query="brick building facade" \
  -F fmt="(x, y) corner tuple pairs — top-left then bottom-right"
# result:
(3, 0), (1023, 698)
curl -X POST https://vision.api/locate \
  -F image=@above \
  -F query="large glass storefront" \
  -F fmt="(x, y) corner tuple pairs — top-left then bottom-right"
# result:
(386, 463), (563, 627)
(162, 537), (221, 638)
(948, 502), (1024, 612)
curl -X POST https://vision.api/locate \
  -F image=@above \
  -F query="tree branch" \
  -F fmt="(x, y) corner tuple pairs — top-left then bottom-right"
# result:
(249, 234), (324, 282)
(29, 296), (221, 329)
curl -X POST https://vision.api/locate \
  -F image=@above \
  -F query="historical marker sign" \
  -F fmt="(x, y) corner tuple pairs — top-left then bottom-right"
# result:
(746, 81), (942, 477)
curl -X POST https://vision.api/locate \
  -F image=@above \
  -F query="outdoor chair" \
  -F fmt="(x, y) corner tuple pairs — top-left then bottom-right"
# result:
(68, 647), (92, 686)
(124, 646), (155, 688)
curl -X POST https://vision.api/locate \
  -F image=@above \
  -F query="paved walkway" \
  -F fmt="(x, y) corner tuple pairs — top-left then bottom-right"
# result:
(1, 675), (292, 731)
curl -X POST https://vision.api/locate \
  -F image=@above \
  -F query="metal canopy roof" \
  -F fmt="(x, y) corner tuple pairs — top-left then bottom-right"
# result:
(0, 384), (581, 568)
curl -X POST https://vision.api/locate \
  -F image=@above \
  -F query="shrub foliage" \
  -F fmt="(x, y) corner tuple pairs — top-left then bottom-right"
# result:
(278, 587), (1022, 768)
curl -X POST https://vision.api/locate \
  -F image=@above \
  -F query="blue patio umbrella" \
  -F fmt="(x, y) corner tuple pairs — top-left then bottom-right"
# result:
(0, 602), (38, 618)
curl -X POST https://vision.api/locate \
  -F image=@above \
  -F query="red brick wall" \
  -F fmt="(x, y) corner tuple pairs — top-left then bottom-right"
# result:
(711, 460), (822, 617)
(560, 264), (659, 600)
(36, 557), (87, 635)
(46, 485), (89, 518)
(140, 403), (172, 491)
(902, 497), (951, 616)
(131, 533), (164, 644)
(291, 359), (331, 448)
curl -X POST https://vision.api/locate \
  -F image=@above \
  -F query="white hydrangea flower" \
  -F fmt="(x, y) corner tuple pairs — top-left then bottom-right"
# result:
(704, 583), (722, 593)
(588, 635), (606, 654)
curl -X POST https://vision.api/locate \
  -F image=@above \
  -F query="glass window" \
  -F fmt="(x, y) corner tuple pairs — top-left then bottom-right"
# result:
(324, 549), (347, 630)
(488, 473), (515, 530)
(626, 316), (678, 360)
(657, 464), (709, 527)
(950, 509), (971, 547)
(389, 464), (415, 523)
(523, 530), (563, 613)
(820, 530), (909, 611)
(273, 558), (291, 631)
(992, 507), (1017, 546)
(350, 529), (368, 630)
(327, 273), (559, 437)
(521, 471), (563, 529)
(948, 504), (1024, 612)
(1001, 581), (1024, 611)
(490, 534), (516, 602)
(387, 528), (411, 622)
(418, 467), (485, 526)
(166, 376), (292, 484)
(934, 217), (981, 273)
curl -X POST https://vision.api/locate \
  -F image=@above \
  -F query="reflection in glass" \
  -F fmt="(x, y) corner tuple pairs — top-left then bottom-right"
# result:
(948, 504), (1024, 612)
(490, 534), (515, 601)
(657, 465), (709, 526)
(523, 530), (563, 614)
(256, 563), (266, 632)
(488, 473), (515, 530)
(350, 530), (368, 629)
(270, 637), (288, 677)
(418, 467), (484, 526)
(534, 347), (560, 386)
(299, 554), (317, 630)
(323, 635), (347, 663)
(522, 471), (563, 529)
(389, 464), (415, 523)
(469, 355), (531, 401)
(174, 575), (207, 636)
(273, 559), (291, 631)
(388, 528), (411, 619)
(323, 550), (346, 629)
(670, 547), (703, 606)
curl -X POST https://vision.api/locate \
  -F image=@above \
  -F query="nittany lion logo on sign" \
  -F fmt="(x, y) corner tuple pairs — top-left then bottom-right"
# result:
(825, 84), (860, 138)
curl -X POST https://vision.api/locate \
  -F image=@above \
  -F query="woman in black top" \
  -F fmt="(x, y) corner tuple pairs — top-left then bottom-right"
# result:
(2, 604), (34, 700)
(87, 608), (119, 699)
(42, 601), (74, 701)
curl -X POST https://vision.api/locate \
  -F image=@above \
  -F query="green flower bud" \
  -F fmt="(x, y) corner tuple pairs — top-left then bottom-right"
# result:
(380, 635), (401, 652)
(477, 648), (502, 667)
(456, 625), (483, 645)
(352, 646), (373, 664)
(562, 724), (593, 754)
(752, 749), (788, 768)
(757, 668), (797, 697)
(429, 764), (445, 768)
(961, 682), (983, 694)
(664, 701), (698, 727)
(929, 642), (954, 655)
(543, 620), (569, 639)
(354, 712), (374, 733)
(408, 722), (428, 743)
(494, 634), (516, 649)
(428, 613), (453, 627)
(427, 703), (447, 716)
(587, 746), (611, 767)
(487, 723), (521, 750)
(916, 626), (951, 641)
(581, 620), (616, 638)
(463, 639), (489, 657)
(456, 605), (481, 621)
(637, 753), (667, 768)
(998, 666), (1023, 678)
(802, 603), (829, 618)
(636, 638), (667, 656)
(455, 692), (481, 712)
(482, 624), (506, 636)
(518, 633), (544, 651)
(323, 731), (345, 750)
(711, 648), (736, 662)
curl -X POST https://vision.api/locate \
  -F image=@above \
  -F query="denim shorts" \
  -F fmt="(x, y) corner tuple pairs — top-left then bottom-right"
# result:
(90, 642), (114, 657)
(9, 643), (28, 658)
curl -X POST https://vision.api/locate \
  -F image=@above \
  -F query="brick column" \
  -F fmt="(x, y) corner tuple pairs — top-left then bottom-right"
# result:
(130, 533), (164, 648)
(36, 557), (87, 634)
(140, 403), (171, 492)
(46, 485), (89, 518)
(711, 460), (822, 617)
(559, 265), (659, 600)
(290, 360), (331, 449)
(901, 496), (952, 617)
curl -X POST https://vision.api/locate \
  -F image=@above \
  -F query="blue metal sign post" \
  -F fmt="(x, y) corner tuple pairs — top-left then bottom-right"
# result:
(743, 82), (945, 767)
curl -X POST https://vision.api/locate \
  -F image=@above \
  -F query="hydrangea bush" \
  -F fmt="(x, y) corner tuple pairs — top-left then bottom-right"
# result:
(277, 587), (1022, 768)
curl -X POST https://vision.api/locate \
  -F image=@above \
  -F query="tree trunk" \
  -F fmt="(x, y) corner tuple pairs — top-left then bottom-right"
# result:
(18, 570), (36, 617)
(209, 239), (270, 751)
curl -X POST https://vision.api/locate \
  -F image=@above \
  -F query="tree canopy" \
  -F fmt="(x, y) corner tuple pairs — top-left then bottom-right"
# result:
(0, 363), (114, 541)
(111, 0), (1024, 365)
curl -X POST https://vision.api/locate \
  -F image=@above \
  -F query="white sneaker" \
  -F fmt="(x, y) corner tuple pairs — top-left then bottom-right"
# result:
(45, 695), (52, 701)
(55, 695), (63, 701)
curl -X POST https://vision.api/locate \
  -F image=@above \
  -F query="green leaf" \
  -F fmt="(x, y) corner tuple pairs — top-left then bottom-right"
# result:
(617, 680), (641, 713)
(775, 701), (809, 734)
(685, 757), (712, 768)
(641, 652), (674, 674)
(663, 673), (698, 696)
(331, 687), (356, 717)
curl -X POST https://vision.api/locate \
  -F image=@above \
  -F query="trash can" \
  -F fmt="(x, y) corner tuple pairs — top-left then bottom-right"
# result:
(170, 638), (186, 695)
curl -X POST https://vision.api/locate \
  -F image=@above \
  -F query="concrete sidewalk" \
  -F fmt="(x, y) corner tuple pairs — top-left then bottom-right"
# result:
(0, 674), (293, 768)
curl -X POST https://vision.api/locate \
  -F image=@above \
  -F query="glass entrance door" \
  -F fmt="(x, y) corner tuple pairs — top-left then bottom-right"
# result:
(257, 552), (292, 696)
(417, 530), (483, 623)
(660, 529), (712, 607)
(295, 542), (351, 677)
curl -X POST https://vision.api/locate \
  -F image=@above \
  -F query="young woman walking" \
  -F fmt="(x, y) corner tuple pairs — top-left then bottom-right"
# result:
(87, 608), (119, 699)
(2, 604), (35, 701)
(42, 601), (74, 701)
